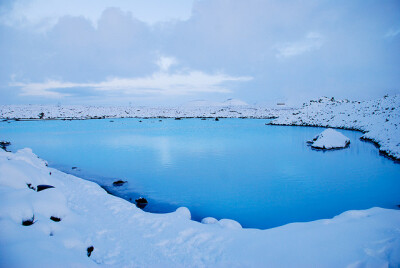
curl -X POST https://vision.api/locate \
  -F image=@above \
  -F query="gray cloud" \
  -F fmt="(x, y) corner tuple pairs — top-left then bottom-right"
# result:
(11, 67), (252, 98)
(0, 0), (399, 105)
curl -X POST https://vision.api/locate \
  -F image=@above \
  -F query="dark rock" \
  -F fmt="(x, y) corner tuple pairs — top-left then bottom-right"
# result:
(37, 185), (55, 192)
(50, 216), (61, 222)
(71, 167), (78, 170)
(113, 180), (127, 186)
(135, 197), (148, 209)
(175, 117), (182, 120)
(215, 117), (219, 121)
(87, 246), (94, 257)
(22, 216), (35, 226)
(0, 141), (11, 151)
(27, 183), (36, 191)
(109, 120), (114, 122)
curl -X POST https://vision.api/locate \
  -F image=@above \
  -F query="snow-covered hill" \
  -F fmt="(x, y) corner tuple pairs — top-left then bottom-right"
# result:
(1, 149), (400, 267)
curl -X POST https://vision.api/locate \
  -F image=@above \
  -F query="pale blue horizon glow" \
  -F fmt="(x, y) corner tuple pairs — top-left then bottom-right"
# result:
(0, 0), (399, 106)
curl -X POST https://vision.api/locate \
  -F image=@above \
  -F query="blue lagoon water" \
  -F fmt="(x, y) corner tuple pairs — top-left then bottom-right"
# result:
(1, 118), (399, 229)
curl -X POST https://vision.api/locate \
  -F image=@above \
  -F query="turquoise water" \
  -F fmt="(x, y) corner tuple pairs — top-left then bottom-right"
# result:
(1, 118), (399, 229)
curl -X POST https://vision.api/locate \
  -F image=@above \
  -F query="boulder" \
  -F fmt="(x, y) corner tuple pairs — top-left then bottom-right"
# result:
(36, 185), (55, 192)
(112, 180), (127, 186)
(135, 197), (148, 209)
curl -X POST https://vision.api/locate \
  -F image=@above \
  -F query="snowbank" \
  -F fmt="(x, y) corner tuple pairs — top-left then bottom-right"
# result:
(1, 149), (400, 267)
(308, 128), (350, 149)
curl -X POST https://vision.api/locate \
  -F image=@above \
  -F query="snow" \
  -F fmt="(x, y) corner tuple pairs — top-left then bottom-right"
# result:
(270, 95), (400, 160)
(1, 148), (400, 267)
(1, 95), (400, 265)
(1, 95), (398, 159)
(308, 128), (350, 149)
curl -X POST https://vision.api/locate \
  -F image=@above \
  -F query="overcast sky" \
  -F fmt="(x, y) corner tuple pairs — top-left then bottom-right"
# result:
(0, 0), (399, 106)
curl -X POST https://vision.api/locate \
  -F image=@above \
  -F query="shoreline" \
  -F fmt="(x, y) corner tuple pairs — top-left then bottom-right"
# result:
(267, 122), (400, 162)
(1, 118), (399, 230)
(2, 95), (398, 160)
(4, 114), (400, 162)
(1, 148), (400, 266)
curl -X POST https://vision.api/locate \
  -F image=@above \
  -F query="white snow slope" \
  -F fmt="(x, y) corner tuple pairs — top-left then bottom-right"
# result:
(1, 148), (400, 267)
(271, 95), (400, 160)
(309, 128), (351, 149)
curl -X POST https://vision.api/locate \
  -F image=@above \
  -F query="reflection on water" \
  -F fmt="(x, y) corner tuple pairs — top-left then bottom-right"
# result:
(1, 118), (400, 229)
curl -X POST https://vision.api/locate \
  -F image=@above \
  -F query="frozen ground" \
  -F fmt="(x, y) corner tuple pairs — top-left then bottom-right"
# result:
(1, 148), (400, 267)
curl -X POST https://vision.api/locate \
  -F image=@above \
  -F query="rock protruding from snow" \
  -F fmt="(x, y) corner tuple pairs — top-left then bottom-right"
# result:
(308, 129), (350, 150)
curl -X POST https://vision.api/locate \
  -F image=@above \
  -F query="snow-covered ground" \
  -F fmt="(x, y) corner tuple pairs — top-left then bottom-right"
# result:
(0, 104), (287, 119)
(1, 148), (400, 267)
(308, 128), (351, 150)
(270, 95), (400, 160)
(1, 95), (399, 159)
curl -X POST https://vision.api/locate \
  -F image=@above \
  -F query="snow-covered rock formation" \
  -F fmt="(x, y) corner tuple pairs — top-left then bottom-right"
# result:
(308, 128), (350, 150)
(1, 149), (400, 267)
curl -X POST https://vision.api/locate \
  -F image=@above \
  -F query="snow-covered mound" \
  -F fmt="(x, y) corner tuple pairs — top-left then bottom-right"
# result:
(308, 128), (350, 150)
(271, 95), (400, 160)
(1, 149), (400, 267)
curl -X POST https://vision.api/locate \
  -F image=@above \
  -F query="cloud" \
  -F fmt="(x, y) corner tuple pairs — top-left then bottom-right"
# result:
(385, 28), (400, 38)
(156, 56), (178, 72)
(1, 0), (400, 105)
(11, 69), (253, 98)
(0, 0), (194, 32)
(275, 32), (324, 58)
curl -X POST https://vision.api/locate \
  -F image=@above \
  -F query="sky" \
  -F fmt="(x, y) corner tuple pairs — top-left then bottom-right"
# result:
(0, 0), (399, 106)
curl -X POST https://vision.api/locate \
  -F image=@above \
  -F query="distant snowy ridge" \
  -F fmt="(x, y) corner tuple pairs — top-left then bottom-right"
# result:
(0, 103), (282, 119)
(1, 149), (400, 267)
(270, 95), (400, 160)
